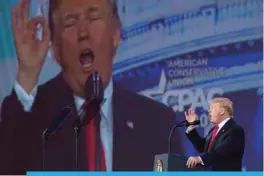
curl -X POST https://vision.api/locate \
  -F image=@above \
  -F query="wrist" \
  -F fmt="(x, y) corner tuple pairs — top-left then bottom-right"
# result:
(17, 69), (40, 94)
(186, 125), (196, 133)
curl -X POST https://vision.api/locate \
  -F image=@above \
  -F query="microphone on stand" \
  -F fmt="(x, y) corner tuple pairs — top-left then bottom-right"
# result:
(73, 72), (105, 127)
(168, 120), (200, 153)
(90, 71), (104, 172)
(185, 120), (200, 127)
(72, 71), (104, 171)
(42, 105), (73, 171)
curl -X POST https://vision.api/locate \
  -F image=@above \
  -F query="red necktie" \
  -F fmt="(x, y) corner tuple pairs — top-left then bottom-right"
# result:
(208, 125), (219, 152)
(85, 118), (107, 171)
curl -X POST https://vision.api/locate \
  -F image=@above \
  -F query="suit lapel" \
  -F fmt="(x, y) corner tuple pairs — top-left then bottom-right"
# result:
(112, 84), (136, 171)
(46, 73), (74, 108)
(37, 73), (89, 170)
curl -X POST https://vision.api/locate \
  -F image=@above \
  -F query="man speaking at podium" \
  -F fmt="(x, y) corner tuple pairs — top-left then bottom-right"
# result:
(0, 0), (182, 174)
(185, 97), (245, 171)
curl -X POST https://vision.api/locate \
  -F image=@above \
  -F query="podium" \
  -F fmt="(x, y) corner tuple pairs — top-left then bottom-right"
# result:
(153, 153), (212, 171)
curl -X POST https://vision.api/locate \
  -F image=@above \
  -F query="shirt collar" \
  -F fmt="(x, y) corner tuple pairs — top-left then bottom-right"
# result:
(73, 79), (113, 121)
(218, 117), (231, 129)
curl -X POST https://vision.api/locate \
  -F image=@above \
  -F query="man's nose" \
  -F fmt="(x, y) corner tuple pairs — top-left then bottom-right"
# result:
(78, 16), (89, 41)
(79, 30), (88, 40)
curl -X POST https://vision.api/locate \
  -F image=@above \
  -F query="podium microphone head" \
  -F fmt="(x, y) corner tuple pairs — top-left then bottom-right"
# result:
(187, 120), (200, 126)
(85, 71), (104, 102)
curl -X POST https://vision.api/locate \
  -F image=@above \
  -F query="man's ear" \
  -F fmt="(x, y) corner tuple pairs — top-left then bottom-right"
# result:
(51, 41), (61, 65)
(113, 26), (121, 48)
(220, 107), (225, 115)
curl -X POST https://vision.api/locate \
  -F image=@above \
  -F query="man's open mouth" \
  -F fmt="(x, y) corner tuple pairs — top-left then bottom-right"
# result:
(79, 48), (94, 69)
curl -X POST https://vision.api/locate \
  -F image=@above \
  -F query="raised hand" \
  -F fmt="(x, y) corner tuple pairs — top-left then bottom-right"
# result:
(184, 107), (197, 123)
(12, 0), (50, 93)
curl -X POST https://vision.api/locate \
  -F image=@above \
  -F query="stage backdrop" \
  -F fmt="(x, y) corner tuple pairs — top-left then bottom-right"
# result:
(0, 0), (263, 171)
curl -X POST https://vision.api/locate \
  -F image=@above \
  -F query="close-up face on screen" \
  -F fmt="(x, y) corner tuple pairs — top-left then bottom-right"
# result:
(48, 0), (121, 97)
(0, 0), (263, 174)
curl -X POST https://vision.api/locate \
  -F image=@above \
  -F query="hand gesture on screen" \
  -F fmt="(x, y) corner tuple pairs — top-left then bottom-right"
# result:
(184, 107), (197, 123)
(12, 0), (50, 93)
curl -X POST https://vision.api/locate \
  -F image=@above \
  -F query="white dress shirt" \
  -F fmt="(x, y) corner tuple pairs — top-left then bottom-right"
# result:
(215, 118), (231, 135)
(13, 79), (114, 171)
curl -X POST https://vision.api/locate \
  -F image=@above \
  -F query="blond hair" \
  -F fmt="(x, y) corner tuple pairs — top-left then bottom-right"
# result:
(211, 97), (233, 117)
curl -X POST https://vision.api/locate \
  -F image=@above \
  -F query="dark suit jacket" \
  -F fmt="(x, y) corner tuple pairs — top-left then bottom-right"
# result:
(0, 74), (182, 174)
(186, 118), (245, 171)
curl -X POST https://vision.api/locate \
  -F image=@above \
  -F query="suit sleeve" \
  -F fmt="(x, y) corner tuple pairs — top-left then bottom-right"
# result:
(186, 129), (206, 153)
(0, 90), (35, 174)
(199, 127), (245, 166)
(13, 80), (38, 111)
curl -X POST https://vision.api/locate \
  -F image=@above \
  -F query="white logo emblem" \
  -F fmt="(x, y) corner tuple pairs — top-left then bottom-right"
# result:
(127, 121), (134, 129)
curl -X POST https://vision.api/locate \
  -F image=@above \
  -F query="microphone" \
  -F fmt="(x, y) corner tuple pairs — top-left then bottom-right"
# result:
(86, 71), (104, 171)
(42, 105), (73, 171)
(72, 71), (105, 171)
(168, 120), (200, 153)
(180, 120), (200, 127)
(187, 120), (200, 126)
(73, 71), (104, 128)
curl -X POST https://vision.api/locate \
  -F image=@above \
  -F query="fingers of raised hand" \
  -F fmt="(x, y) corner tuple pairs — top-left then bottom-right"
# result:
(185, 108), (195, 121)
(189, 107), (196, 118)
(24, 16), (47, 40)
(31, 17), (50, 42)
(41, 18), (50, 42)
(13, 0), (29, 26)
(21, 0), (30, 23)
(191, 108), (196, 117)
(16, 0), (30, 23)
(12, 7), (24, 43)
(184, 111), (188, 119)
(188, 107), (191, 116)
(28, 16), (45, 31)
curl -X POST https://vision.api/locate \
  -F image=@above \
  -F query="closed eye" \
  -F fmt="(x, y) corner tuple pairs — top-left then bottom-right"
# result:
(64, 19), (77, 28)
(63, 13), (78, 28)
(87, 13), (101, 22)
(85, 6), (102, 22)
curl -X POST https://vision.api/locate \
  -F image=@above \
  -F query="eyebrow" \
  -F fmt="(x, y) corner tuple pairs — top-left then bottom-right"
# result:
(63, 13), (79, 20)
(62, 6), (101, 20)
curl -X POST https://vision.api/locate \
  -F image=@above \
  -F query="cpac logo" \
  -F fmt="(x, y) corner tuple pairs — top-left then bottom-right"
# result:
(140, 70), (224, 113)
(140, 70), (224, 133)
(162, 88), (224, 113)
